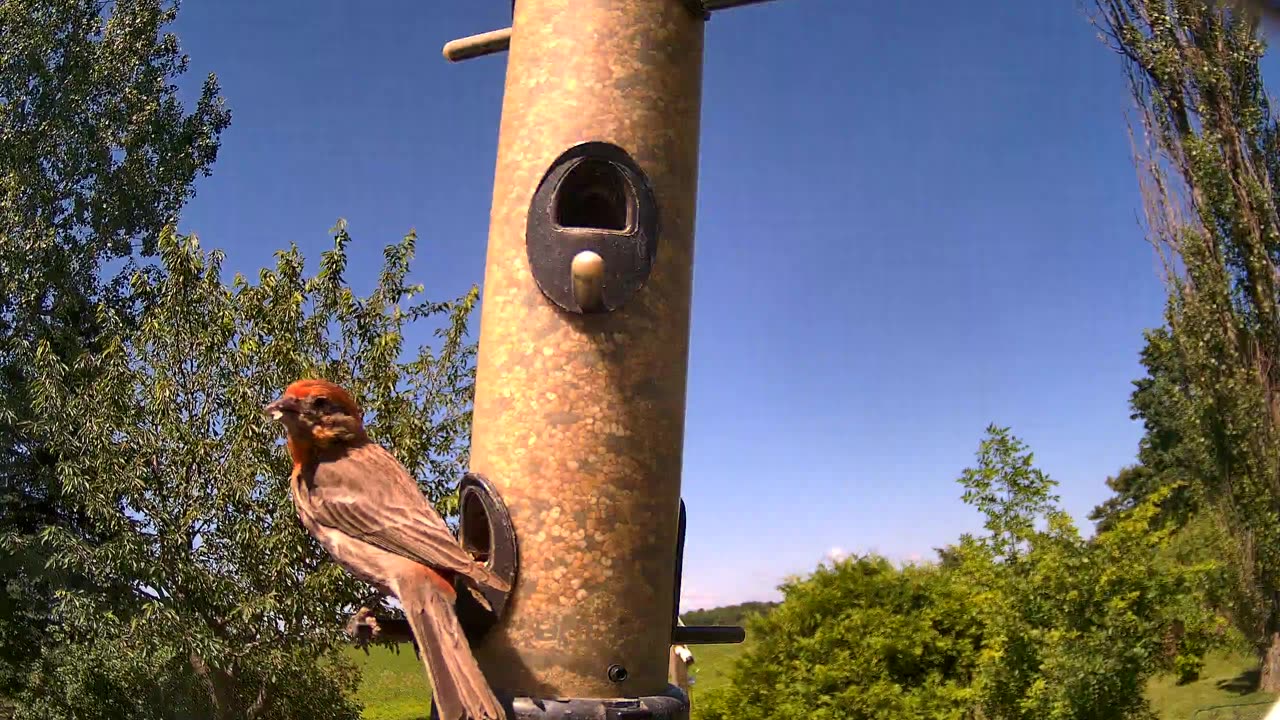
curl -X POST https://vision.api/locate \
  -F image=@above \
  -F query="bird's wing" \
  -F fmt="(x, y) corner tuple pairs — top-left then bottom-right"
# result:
(307, 442), (507, 590)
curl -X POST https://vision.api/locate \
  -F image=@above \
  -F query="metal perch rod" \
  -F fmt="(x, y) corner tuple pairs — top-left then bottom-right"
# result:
(441, 0), (780, 63)
(442, 27), (512, 62)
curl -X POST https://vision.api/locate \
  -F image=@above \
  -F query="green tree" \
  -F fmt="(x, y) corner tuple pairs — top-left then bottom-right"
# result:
(697, 426), (1222, 720)
(1088, 464), (1159, 533)
(0, 0), (229, 698)
(696, 555), (983, 720)
(953, 426), (1223, 719)
(1091, 0), (1280, 689)
(10, 224), (478, 719)
(680, 602), (778, 628)
(1089, 329), (1197, 535)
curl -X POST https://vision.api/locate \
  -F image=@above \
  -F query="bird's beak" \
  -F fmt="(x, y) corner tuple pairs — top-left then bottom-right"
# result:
(264, 395), (301, 421)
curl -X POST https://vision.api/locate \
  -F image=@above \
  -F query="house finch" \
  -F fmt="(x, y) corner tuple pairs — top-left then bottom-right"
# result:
(265, 379), (510, 720)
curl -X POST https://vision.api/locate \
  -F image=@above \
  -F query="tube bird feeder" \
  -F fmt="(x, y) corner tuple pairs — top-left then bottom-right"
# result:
(433, 1), (777, 717)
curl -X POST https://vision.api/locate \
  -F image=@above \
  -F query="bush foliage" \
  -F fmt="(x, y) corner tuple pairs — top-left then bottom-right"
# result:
(698, 426), (1225, 720)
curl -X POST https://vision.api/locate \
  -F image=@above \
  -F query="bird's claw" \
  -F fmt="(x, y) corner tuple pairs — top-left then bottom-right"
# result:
(346, 606), (381, 650)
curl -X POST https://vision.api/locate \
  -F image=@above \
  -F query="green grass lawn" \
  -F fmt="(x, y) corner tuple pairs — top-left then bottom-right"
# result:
(347, 644), (433, 720)
(686, 643), (742, 698)
(1147, 651), (1277, 719)
(350, 643), (1278, 720)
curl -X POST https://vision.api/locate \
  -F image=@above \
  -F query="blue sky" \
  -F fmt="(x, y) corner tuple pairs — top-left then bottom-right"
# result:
(170, 1), (1205, 609)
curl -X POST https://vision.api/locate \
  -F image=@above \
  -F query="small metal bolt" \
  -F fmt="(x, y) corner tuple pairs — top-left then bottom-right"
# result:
(607, 664), (629, 683)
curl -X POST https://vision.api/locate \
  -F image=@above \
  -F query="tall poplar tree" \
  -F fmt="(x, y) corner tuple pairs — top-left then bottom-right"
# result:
(1092, 0), (1280, 688)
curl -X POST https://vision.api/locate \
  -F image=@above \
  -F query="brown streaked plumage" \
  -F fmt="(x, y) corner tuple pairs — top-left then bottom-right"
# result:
(266, 379), (508, 720)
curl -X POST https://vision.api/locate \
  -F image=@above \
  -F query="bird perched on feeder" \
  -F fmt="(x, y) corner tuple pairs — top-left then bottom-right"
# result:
(265, 379), (509, 720)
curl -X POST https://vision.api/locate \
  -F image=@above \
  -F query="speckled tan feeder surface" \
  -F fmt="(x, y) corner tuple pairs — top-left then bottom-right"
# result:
(467, 0), (705, 700)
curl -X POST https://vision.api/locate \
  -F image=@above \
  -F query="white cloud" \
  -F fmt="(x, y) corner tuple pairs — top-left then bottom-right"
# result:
(679, 586), (721, 612)
(676, 544), (947, 614)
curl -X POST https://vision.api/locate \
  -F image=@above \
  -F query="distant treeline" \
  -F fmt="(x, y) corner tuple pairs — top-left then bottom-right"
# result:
(680, 601), (778, 627)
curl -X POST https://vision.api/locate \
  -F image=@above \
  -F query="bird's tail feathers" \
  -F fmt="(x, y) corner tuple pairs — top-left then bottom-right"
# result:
(400, 578), (504, 720)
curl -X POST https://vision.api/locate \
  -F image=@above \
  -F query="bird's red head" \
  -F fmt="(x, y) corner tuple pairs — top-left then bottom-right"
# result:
(280, 379), (362, 416)
(265, 379), (366, 459)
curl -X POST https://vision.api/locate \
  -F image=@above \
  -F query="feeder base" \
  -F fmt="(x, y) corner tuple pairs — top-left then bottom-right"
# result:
(431, 685), (689, 720)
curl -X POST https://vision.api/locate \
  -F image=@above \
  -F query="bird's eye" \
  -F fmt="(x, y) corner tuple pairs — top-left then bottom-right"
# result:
(312, 396), (331, 411)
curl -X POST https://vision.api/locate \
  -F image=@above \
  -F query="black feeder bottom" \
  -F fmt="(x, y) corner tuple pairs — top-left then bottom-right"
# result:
(431, 685), (690, 720)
